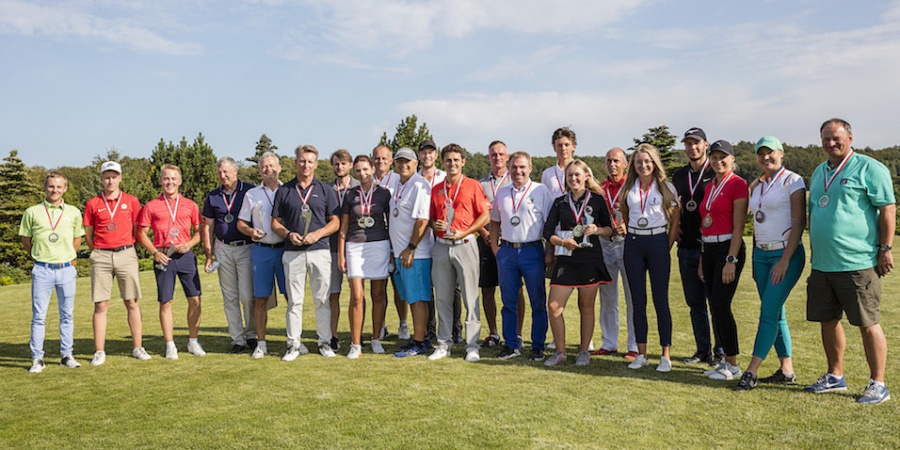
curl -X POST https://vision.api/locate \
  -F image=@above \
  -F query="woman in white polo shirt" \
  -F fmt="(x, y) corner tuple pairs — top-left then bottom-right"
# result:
(618, 143), (680, 372)
(733, 136), (806, 391)
(338, 155), (392, 358)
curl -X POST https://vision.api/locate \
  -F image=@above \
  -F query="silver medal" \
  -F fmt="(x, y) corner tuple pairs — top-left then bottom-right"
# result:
(392, 208), (399, 218)
(572, 224), (585, 238)
(301, 204), (311, 213)
(817, 194), (830, 208)
(755, 210), (766, 223)
(685, 200), (697, 212)
(702, 214), (713, 228)
(637, 216), (649, 228)
(169, 227), (180, 237)
(364, 216), (375, 228)
(358, 217), (368, 228)
(510, 215), (521, 227)
(48, 232), (59, 243)
(224, 213), (235, 224)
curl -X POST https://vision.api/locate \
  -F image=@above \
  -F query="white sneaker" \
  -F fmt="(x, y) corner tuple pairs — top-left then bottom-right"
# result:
(132, 347), (152, 361)
(371, 339), (385, 354)
(319, 343), (336, 358)
(91, 351), (106, 366)
(187, 341), (206, 357)
(165, 345), (179, 360)
(704, 363), (726, 376)
(251, 346), (266, 359)
(465, 348), (480, 362)
(60, 355), (82, 368)
(398, 323), (410, 340)
(282, 345), (300, 362)
(656, 356), (672, 373)
(29, 358), (45, 374)
(427, 346), (450, 361)
(588, 340), (596, 352)
(547, 341), (557, 349)
(709, 362), (742, 380)
(628, 354), (649, 369)
(347, 344), (362, 359)
(297, 343), (310, 355)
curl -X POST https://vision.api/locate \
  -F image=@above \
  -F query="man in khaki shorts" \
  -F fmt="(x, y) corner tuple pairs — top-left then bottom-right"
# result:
(83, 161), (151, 365)
(805, 118), (895, 404)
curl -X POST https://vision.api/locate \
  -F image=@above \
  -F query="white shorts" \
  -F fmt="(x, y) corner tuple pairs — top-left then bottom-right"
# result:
(346, 240), (390, 280)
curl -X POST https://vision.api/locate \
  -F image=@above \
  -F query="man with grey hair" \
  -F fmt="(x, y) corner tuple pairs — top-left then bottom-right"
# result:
(202, 157), (256, 354)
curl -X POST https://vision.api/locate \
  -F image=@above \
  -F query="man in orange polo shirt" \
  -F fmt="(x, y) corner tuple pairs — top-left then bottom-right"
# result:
(428, 144), (492, 362)
(84, 161), (150, 365)
(137, 164), (206, 360)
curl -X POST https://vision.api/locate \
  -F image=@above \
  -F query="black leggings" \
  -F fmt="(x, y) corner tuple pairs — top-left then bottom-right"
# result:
(701, 241), (746, 357)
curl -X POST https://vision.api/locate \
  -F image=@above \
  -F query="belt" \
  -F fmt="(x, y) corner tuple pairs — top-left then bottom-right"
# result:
(500, 239), (542, 249)
(702, 234), (733, 243)
(435, 234), (475, 246)
(97, 245), (134, 252)
(627, 226), (667, 236)
(34, 261), (73, 269)
(255, 241), (285, 249)
(756, 241), (787, 250)
(218, 239), (250, 247)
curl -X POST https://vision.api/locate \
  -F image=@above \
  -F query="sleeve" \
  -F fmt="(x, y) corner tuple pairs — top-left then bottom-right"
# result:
(866, 160), (896, 206)
(471, 179), (492, 216)
(540, 188), (553, 219)
(733, 178), (750, 200)
(138, 203), (152, 227)
(272, 187), (286, 218)
(411, 182), (431, 221)
(237, 192), (253, 222)
(593, 196), (611, 228)
(74, 209), (86, 237)
(18, 209), (33, 237)
(324, 184), (340, 218)
(83, 199), (95, 226)
(130, 197), (142, 224)
(201, 194), (215, 220)
(489, 194), (501, 222)
(785, 173), (805, 195)
(190, 201), (202, 227)
(543, 199), (561, 241)
(665, 182), (679, 207)
(341, 189), (353, 217)
(430, 185), (439, 220)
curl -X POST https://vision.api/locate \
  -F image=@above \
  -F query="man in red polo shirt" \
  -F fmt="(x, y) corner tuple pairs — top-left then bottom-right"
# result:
(428, 144), (492, 362)
(138, 164), (205, 360)
(84, 161), (150, 366)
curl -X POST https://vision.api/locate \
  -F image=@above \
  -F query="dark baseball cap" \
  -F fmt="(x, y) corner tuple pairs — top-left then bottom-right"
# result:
(682, 127), (707, 142)
(709, 140), (734, 156)
(418, 139), (437, 151)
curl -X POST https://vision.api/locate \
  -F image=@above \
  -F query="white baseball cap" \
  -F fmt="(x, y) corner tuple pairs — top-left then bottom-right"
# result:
(100, 161), (122, 174)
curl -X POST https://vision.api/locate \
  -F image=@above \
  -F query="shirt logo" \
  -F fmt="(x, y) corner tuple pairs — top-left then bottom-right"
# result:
(121, 204), (128, 210)
(840, 178), (849, 186)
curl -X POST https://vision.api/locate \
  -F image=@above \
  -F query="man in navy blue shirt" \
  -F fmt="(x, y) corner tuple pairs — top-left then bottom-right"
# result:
(202, 157), (256, 354)
(272, 145), (341, 360)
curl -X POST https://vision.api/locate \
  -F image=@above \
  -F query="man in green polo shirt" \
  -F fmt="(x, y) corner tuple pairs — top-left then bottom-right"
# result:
(805, 118), (896, 404)
(19, 171), (86, 374)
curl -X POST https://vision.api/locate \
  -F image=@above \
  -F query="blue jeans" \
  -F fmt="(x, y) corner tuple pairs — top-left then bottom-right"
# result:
(496, 243), (548, 349)
(751, 245), (805, 359)
(30, 264), (77, 359)
(624, 233), (672, 347)
(678, 246), (721, 356)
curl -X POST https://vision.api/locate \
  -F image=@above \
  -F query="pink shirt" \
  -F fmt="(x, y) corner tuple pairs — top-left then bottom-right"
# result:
(139, 194), (201, 248)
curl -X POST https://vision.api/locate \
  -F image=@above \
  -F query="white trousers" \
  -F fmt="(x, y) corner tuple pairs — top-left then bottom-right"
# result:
(282, 249), (332, 347)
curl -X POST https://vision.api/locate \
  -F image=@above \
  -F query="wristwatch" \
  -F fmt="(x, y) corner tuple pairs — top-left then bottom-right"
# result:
(878, 244), (892, 252)
(725, 255), (739, 264)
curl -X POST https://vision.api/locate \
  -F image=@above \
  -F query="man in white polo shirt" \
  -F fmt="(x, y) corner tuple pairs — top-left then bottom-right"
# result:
(490, 152), (552, 361)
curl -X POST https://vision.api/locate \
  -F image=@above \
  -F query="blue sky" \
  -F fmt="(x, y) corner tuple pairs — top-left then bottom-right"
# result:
(2, 0), (899, 168)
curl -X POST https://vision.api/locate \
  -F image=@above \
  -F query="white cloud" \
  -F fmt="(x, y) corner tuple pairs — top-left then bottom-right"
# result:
(0, 0), (201, 55)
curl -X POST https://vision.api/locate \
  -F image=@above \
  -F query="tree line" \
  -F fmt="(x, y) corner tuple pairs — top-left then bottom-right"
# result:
(2, 116), (899, 284)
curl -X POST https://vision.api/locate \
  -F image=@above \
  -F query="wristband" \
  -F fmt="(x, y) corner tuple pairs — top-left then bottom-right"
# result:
(407, 243), (417, 251)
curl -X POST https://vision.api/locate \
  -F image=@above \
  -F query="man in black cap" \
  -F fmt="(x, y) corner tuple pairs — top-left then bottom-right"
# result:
(671, 127), (723, 366)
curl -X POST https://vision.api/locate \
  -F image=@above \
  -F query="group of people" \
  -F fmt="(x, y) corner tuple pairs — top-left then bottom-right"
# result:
(19, 118), (894, 404)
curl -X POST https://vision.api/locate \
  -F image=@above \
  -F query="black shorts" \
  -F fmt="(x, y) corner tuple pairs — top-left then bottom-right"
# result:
(478, 238), (499, 288)
(549, 257), (611, 288)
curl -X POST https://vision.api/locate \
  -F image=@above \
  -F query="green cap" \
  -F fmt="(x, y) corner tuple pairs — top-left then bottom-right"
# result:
(754, 135), (783, 152)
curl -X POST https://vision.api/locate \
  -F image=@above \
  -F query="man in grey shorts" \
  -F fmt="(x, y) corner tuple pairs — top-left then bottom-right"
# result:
(804, 118), (895, 404)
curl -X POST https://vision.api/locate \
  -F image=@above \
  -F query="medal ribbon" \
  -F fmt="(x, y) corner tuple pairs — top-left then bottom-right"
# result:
(638, 180), (655, 217)
(687, 159), (710, 199)
(554, 166), (565, 193)
(705, 171), (735, 211)
(394, 180), (410, 204)
(510, 181), (532, 216)
(295, 184), (314, 209)
(221, 181), (242, 214)
(43, 202), (64, 232)
(490, 172), (509, 198)
(101, 192), (123, 223)
(567, 191), (591, 224)
(335, 179), (351, 207)
(443, 176), (464, 208)
(823, 150), (854, 193)
(164, 194), (180, 225)
(358, 183), (375, 216)
(757, 167), (786, 210)
(263, 186), (275, 208)
(604, 181), (621, 225)
(375, 171), (392, 188)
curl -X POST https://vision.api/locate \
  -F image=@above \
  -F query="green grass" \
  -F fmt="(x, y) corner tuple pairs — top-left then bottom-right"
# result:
(1, 236), (898, 449)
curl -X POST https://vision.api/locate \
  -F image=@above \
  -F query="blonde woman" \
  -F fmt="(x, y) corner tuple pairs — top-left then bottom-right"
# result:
(618, 143), (680, 372)
(542, 160), (613, 366)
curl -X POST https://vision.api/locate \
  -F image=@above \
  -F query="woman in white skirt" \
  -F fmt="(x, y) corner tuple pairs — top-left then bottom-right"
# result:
(338, 155), (392, 358)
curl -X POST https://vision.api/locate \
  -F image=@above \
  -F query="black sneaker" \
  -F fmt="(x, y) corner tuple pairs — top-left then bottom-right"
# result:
(734, 372), (758, 391)
(330, 337), (340, 351)
(759, 369), (797, 384)
(247, 338), (258, 351)
(497, 346), (521, 360)
(528, 348), (545, 361)
(683, 352), (711, 364)
(228, 344), (247, 354)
